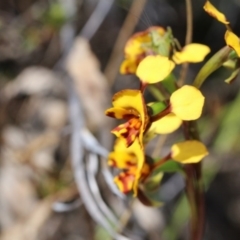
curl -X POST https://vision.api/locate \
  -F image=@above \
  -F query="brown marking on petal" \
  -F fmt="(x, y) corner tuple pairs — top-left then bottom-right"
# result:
(126, 131), (138, 147)
(111, 124), (128, 135)
(120, 131), (129, 139)
(123, 108), (140, 118)
(126, 161), (137, 168)
(112, 118), (142, 146)
(123, 66), (134, 75)
(106, 111), (116, 118)
(118, 172), (135, 194)
(122, 113), (136, 119)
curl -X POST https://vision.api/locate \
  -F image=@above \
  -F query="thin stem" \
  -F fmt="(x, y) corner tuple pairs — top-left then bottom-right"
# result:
(185, 165), (198, 238)
(143, 153), (171, 181)
(178, 0), (193, 86)
(150, 106), (171, 122)
(183, 121), (205, 240)
(152, 153), (171, 169)
(148, 85), (166, 101)
(140, 82), (148, 93)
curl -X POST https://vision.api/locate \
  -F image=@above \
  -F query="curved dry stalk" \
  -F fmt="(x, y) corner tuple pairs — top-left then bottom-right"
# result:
(68, 81), (128, 240)
(104, 0), (147, 85)
(87, 153), (119, 225)
(178, 0), (193, 86)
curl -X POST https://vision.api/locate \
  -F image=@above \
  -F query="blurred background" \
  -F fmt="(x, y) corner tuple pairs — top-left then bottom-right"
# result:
(0, 0), (240, 239)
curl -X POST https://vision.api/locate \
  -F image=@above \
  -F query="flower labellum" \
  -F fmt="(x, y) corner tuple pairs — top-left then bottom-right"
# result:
(105, 89), (149, 147)
(108, 138), (149, 196)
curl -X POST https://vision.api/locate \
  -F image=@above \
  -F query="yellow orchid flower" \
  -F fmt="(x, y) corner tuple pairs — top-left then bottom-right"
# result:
(108, 138), (150, 196)
(170, 85), (205, 121)
(173, 43), (210, 64)
(203, 1), (240, 57)
(105, 89), (149, 147)
(120, 26), (166, 75)
(171, 140), (209, 164)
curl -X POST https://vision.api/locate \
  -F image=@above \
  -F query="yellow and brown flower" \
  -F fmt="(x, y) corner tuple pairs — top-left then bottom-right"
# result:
(120, 26), (166, 75)
(105, 89), (149, 147)
(108, 138), (150, 195)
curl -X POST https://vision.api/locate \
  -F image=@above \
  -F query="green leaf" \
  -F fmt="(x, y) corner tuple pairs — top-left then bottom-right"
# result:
(161, 73), (177, 94)
(222, 59), (237, 69)
(154, 160), (184, 174)
(214, 91), (240, 153)
(193, 46), (232, 88)
(225, 67), (240, 84)
(162, 194), (190, 240)
(138, 188), (164, 207)
(144, 172), (164, 192)
(148, 101), (167, 116)
(148, 85), (165, 101)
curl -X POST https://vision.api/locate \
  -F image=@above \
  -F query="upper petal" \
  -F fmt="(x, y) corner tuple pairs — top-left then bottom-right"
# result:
(225, 30), (240, 57)
(124, 26), (166, 58)
(173, 44), (210, 64)
(203, 1), (229, 24)
(112, 89), (148, 132)
(170, 85), (205, 121)
(120, 58), (138, 74)
(136, 55), (175, 84)
(171, 140), (209, 164)
(105, 107), (136, 119)
(124, 31), (151, 58)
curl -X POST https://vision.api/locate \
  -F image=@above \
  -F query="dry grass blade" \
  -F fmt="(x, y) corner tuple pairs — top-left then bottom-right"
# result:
(104, 0), (147, 85)
(87, 153), (119, 225)
(67, 79), (129, 240)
